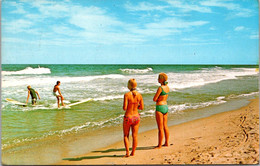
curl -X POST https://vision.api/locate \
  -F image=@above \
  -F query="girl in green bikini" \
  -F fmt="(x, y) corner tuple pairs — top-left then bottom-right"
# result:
(153, 73), (170, 149)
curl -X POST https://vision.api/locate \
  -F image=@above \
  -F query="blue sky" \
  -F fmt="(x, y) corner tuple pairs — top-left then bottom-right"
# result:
(1, 0), (259, 64)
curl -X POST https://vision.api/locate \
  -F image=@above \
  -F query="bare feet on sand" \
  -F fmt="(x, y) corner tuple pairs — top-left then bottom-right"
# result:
(123, 154), (130, 158)
(154, 146), (162, 149)
(163, 143), (169, 147)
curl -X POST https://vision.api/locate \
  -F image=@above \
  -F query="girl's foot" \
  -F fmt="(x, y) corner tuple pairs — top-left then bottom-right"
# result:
(123, 154), (130, 158)
(163, 143), (169, 147)
(130, 152), (135, 156)
(154, 145), (162, 149)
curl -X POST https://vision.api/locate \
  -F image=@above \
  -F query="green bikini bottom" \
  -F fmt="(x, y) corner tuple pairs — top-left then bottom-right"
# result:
(156, 105), (168, 114)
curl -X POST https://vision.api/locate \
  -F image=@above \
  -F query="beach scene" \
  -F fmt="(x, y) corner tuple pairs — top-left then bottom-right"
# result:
(1, 0), (259, 165)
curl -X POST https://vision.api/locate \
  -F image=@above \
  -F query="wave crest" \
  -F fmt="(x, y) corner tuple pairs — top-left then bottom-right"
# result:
(2, 66), (51, 75)
(120, 67), (153, 74)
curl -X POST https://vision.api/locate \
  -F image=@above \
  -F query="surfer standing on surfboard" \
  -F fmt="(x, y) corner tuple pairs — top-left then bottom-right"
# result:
(26, 85), (41, 105)
(53, 81), (65, 108)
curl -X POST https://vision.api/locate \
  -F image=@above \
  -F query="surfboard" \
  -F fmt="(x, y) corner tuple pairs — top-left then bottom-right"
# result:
(5, 98), (27, 107)
(58, 98), (94, 109)
(68, 98), (94, 107)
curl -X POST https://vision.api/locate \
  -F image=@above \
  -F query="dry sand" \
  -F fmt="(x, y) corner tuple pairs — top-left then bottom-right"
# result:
(57, 98), (259, 165)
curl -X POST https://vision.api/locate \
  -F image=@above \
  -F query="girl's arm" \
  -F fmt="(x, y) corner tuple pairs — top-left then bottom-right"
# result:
(123, 94), (128, 111)
(138, 95), (144, 110)
(153, 87), (162, 102)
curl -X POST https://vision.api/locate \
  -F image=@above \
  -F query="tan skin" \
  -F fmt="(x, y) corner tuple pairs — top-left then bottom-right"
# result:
(153, 77), (170, 149)
(53, 82), (65, 108)
(123, 84), (144, 157)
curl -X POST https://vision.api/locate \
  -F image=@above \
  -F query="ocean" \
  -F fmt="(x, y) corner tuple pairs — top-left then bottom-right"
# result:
(1, 64), (259, 164)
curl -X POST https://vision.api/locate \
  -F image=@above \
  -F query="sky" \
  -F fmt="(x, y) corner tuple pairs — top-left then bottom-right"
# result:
(1, 0), (259, 64)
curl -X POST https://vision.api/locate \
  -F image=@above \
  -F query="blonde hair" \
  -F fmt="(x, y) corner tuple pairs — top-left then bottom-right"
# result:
(159, 73), (168, 85)
(128, 79), (137, 96)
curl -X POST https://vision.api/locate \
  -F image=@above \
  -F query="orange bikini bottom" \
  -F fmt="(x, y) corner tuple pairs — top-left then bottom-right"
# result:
(123, 114), (140, 126)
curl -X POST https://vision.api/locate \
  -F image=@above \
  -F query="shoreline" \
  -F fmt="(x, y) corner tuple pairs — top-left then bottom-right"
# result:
(57, 97), (259, 165)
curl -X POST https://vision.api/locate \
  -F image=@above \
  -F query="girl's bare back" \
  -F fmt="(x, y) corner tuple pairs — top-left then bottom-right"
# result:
(123, 91), (144, 117)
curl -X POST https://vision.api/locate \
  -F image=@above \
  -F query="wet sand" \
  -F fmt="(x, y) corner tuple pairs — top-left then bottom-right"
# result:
(57, 98), (259, 165)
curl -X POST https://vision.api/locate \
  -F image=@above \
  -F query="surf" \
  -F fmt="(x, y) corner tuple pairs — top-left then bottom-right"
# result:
(119, 67), (153, 74)
(2, 66), (51, 75)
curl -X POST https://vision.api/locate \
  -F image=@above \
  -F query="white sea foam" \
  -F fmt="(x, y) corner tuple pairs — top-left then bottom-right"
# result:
(3, 67), (257, 91)
(167, 67), (258, 90)
(93, 95), (123, 101)
(168, 99), (227, 113)
(47, 114), (124, 137)
(2, 67), (51, 75)
(120, 67), (153, 74)
(2, 74), (125, 88)
(3, 95), (124, 111)
(139, 97), (227, 117)
(228, 92), (259, 99)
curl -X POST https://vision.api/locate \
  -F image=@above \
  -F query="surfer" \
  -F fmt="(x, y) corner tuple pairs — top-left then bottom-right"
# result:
(123, 79), (144, 157)
(153, 73), (170, 149)
(26, 85), (40, 105)
(53, 81), (65, 108)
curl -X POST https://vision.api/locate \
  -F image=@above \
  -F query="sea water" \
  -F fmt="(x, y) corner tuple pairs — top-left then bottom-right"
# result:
(1, 64), (259, 164)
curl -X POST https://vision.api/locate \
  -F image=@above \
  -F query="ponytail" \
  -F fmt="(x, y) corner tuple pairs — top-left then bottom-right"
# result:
(131, 88), (137, 97)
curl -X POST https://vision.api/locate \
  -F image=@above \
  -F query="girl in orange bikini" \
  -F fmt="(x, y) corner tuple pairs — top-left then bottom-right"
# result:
(153, 73), (170, 149)
(123, 79), (144, 157)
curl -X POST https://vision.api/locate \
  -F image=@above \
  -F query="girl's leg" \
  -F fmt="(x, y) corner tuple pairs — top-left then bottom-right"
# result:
(163, 113), (169, 146)
(155, 111), (164, 149)
(123, 122), (131, 157)
(130, 121), (140, 156)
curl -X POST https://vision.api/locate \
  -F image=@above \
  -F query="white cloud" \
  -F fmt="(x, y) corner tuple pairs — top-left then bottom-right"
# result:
(21, 0), (70, 18)
(210, 27), (216, 30)
(146, 18), (209, 29)
(1, 0), (214, 46)
(2, 37), (29, 43)
(200, 0), (254, 18)
(181, 37), (202, 42)
(200, 0), (240, 10)
(5, 0), (144, 45)
(67, 5), (144, 44)
(69, 6), (123, 32)
(249, 35), (258, 39)
(3, 1), (26, 14)
(2, 19), (34, 33)
(232, 8), (253, 17)
(125, 2), (167, 12)
(249, 32), (259, 39)
(129, 18), (209, 37)
(234, 26), (245, 31)
(164, 0), (212, 13)
(52, 25), (81, 37)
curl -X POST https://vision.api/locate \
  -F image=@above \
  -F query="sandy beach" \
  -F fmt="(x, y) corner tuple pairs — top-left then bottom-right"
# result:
(56, 98), (259, 165)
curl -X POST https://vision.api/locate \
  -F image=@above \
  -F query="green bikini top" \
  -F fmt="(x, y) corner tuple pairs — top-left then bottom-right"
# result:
(160, 86), (168, 96)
